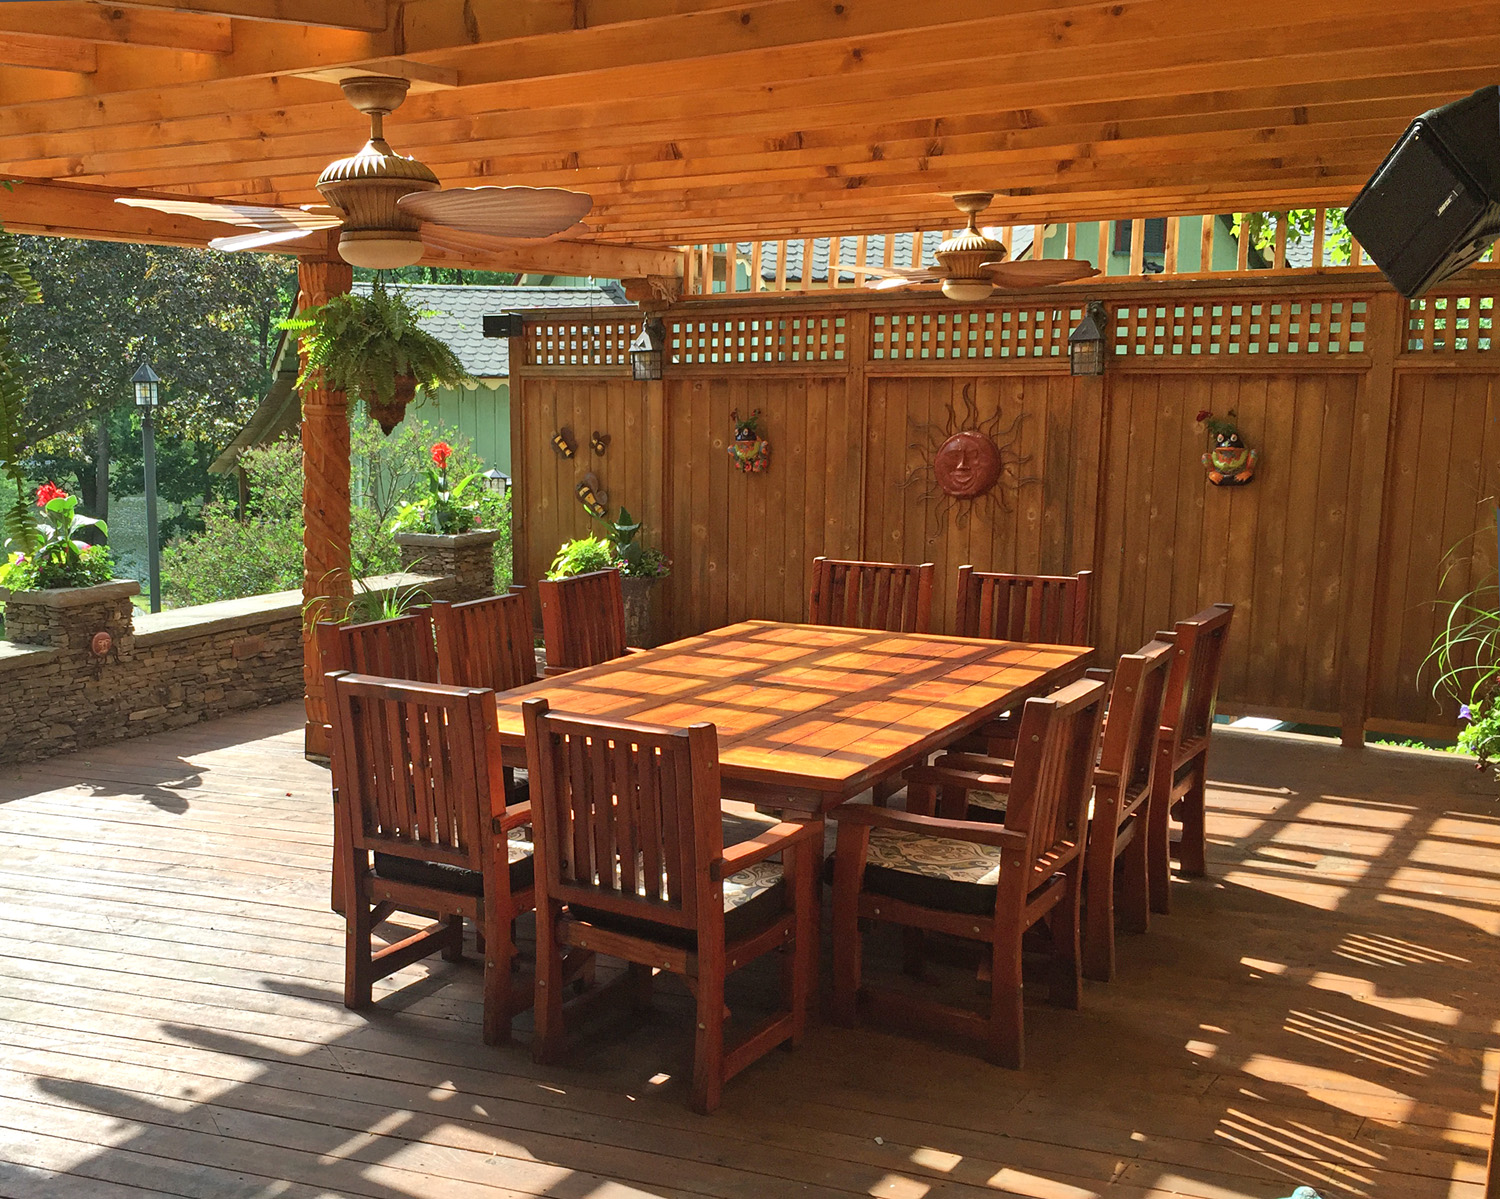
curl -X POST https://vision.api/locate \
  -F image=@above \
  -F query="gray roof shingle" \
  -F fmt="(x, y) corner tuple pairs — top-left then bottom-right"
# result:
(352, 282), (628, 376)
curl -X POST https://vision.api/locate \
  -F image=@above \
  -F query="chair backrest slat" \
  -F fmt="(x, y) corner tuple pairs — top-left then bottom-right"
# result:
(1161, 603), (1235, 752)
(524, 700), (723, 930)
(431, 589), (537, 693)
(955, 567), (1093, 645)
(809, 557), (934, 633)
(317, 610), (439, 685)
(538, 569), (629, 673)
(1098, 637), (1177, 817)
(329, 673), (500, 872)
(1002, 677), (1107, 874)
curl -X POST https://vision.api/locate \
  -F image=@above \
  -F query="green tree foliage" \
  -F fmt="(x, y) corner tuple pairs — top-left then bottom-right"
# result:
(162, 417), (511, 607)
(1231, 209), (1352, 266)
(8, 237), (296, 514)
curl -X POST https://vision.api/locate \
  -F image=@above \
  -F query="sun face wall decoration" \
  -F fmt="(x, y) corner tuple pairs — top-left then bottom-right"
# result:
(902, 384), (1035, 528)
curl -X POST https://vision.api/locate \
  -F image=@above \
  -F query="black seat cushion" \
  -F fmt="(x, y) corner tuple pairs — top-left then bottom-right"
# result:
(373, 835), (535, 896)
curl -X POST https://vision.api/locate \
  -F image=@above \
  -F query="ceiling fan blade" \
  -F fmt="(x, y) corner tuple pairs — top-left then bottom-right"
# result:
(399, 186), (593, 240)
(981, 258), (1100, 288)
(116, 197), (341, 232)
(858, 263), (946, 282)
(210, 228), (318, 252)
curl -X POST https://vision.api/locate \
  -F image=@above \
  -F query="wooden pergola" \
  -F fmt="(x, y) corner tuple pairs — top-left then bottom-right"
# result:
(0, 1), (1493, 744)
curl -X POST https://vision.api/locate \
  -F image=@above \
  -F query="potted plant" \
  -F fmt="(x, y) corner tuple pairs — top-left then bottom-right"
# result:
(387, 440), (506, 601)
(1425, 514), (1500, 776)
(282, 282), (470, 433)
(1, 482), (137, 647)
(548, 507), (670, 646)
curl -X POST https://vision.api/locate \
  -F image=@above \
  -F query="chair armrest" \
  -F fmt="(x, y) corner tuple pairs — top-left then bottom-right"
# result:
(543, 664), (575, 677)
(832, 802), (1029, 852)
(1092, 768), (1122, 790)
(931, 751), (1016, 774)
(498, 801), (533, 833)
(710, 819), (821, 880)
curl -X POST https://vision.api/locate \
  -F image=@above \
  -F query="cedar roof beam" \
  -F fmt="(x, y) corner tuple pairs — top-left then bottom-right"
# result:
(0, 34), (96, 74)
(0, 6), (233, 53)
(110, 0), (388, 31)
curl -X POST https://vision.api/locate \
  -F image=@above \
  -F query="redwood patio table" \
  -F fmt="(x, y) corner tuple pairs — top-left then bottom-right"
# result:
(492, 620), (1091, 816)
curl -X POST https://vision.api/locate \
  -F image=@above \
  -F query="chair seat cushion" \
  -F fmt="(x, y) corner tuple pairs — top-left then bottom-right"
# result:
(860, 827), (1005, 916)
(374, 835), (534, 897)
(967, 789), (1009, 814)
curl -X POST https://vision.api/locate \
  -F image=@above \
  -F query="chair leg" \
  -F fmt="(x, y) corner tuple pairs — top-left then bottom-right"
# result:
(1178, 763), (1207, 877)
(1147, 774), (1173, 916)
(343, 899), (374, 1011)
(1082, 854), (1115, 985)
(871, 778), (900, 807)
(691, 964), (726, 1115)
(532, 902), (566, 1064)
(441, 914), (465, 962)
(330, 815), (347, 916)
(986, 925), (1024, 1070)
(1049, 862), (1083, 1011)
(830, 825), (869, 1027)
(481, 921), (514, 1046)
(627, 962), (655, 1012)
(1119, 823), (1150, 938)
(783, 839), (819, 1045)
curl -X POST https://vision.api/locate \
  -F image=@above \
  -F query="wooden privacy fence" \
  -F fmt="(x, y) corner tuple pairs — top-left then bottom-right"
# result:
(508, 278), (1499, 744)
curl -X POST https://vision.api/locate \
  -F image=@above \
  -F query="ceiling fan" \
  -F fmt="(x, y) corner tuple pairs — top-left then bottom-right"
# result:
(862, 192), (1098, 301)
(117, 75), (593, 269)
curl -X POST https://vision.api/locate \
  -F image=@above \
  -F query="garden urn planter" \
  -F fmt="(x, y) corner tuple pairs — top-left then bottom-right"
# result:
(621, 575), (663, 647)
(394, 528), (503, 602)
(1, 578), (139, 654)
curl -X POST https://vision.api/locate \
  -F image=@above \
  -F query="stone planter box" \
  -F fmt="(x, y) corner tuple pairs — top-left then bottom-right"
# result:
(2, 578), (140, 651)
(621, 575), (666, 648)
(394, 529), (503, 602)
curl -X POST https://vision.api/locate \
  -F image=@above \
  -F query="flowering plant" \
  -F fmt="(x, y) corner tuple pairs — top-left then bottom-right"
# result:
(1, 483), (115, 592)
(387, 440), (484, 535)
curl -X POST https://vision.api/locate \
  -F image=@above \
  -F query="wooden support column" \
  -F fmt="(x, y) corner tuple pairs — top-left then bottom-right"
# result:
(297, 254), (354, 759)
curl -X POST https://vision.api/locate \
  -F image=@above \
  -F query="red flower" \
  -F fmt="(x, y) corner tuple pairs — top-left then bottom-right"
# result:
(1195, 409), (1212, 423)
(35, 481), (66, 507)
(430, 441), (453, 468)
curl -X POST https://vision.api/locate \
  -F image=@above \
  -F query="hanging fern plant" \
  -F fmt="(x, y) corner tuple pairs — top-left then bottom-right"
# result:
(0, 198), (44, 557)
(280, 281), (470, 434)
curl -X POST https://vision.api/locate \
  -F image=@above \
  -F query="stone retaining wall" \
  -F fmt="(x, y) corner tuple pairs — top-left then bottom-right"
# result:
(0, 572), (452, 765)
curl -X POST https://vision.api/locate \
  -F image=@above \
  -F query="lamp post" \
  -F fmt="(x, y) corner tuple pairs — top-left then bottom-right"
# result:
(131, 360), (162, 613)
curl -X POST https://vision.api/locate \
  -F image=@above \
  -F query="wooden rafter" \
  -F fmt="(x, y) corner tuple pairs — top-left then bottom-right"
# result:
(0, 0), (1484, 268)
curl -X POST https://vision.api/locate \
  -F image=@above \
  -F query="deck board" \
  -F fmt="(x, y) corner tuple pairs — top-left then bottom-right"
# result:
(0, 703), (1494, 1198)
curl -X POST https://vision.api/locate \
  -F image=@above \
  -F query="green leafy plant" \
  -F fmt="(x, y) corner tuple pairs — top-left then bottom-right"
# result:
(592, 505), (670, 578)
(0, 213), (43, 555)
(387, 440), (483, 535)
(1, 483), (114, 592)
(280, 282), (470, 431)
(547, 534), (616, 580)
(1424, 515), (1500, 774)
(1231, 208), (1353, 266)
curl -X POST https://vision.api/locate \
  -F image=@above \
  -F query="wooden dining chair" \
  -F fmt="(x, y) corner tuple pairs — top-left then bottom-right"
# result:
(326, 672), (536, 1044)
(830, 677), (1106, 1068)
(431, 589), (538, 692)
(808, 556), (934, 633)
(955, 567), (1093, 645)
(911, 638), (1177, 983)
(522, 697), (822, 1114)
(537, 568), (629, 675)
(317, 610), (440, 912)
(1149, 602), (1235, 914)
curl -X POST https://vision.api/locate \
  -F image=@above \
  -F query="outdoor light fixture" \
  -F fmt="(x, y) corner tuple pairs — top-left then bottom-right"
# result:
(131, 360), (163, 613)
(482, 468), (512, 497)
(629, 315), (666, 381)
(1068, 301), (1109, 377)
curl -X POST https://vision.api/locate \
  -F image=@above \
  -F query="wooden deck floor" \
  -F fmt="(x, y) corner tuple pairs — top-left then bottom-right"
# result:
(0, 702), (1495, 1198)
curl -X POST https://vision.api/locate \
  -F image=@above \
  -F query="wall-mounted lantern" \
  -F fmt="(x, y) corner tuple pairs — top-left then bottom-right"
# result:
(1068, 301), (1109, 377)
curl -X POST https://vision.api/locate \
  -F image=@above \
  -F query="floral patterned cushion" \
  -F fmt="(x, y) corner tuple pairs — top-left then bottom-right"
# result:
(967, 789), (1008, 813)
(860, 827), (1005, 916)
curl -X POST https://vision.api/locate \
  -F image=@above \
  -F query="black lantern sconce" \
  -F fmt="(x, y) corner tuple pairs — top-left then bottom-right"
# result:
(629, 315), (666, 381)
(1068, 301), (1109, 377)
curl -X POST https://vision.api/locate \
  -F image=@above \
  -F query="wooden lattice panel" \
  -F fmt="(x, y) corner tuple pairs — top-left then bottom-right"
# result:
(1403, 292), (1496, 354)
(869, 306), (1076, 361)
(1109, 297), (1368, 358)
(525, 318), (638, 369)
(669, 314), (845, 364)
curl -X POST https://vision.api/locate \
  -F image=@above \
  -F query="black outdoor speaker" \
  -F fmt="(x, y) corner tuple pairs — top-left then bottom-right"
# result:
(482, 313), (523, 338)
(1346, 85), (1500, 298)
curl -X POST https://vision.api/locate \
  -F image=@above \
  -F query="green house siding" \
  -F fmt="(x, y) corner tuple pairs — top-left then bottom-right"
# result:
(407, 380), (512, 474)
(1044, 217), (1241, 274)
